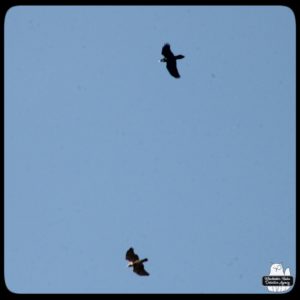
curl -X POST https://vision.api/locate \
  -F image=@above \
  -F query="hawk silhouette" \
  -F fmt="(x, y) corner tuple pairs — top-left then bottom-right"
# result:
(126, 247), (149, 276)
(160, 43), (184, 78)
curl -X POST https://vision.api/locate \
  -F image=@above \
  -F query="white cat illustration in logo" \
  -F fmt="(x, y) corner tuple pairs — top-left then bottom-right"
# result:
(268, 263), (291, 292)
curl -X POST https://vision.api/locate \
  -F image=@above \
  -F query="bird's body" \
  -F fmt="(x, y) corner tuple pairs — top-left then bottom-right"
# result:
(126, 247), (149, 276)
(160, 43), (184, 78)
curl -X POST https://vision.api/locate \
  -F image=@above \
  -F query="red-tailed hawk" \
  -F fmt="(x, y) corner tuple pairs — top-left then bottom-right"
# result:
(160, 43), (185, 78)
(126, 247), (149, 276)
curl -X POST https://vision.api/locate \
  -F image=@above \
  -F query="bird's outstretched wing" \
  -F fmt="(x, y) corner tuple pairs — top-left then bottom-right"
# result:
(166, 60), (180, 78)
(126, 247), (139, 262)
(162, 43), (174, 58)
(133, 263), (149, 276)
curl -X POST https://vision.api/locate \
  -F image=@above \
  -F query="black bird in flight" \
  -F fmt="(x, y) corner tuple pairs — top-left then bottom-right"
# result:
(160, 43), (184, 78)
(126, 247), (149, 276)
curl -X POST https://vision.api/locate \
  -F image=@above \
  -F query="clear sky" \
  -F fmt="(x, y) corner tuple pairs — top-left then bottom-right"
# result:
(5, 6), (295, 294)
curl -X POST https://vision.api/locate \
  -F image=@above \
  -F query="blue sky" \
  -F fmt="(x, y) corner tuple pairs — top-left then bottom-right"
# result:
(5, 6), (295, 293)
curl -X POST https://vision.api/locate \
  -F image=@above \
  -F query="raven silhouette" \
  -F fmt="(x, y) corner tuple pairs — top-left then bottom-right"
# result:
(126, 248), (149, 276)
(160, 43), (184, 78)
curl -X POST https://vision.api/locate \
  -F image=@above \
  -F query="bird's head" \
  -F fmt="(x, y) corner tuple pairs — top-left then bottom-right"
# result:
(159, 58), (167, 63)
(127, 262), (134, 268)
